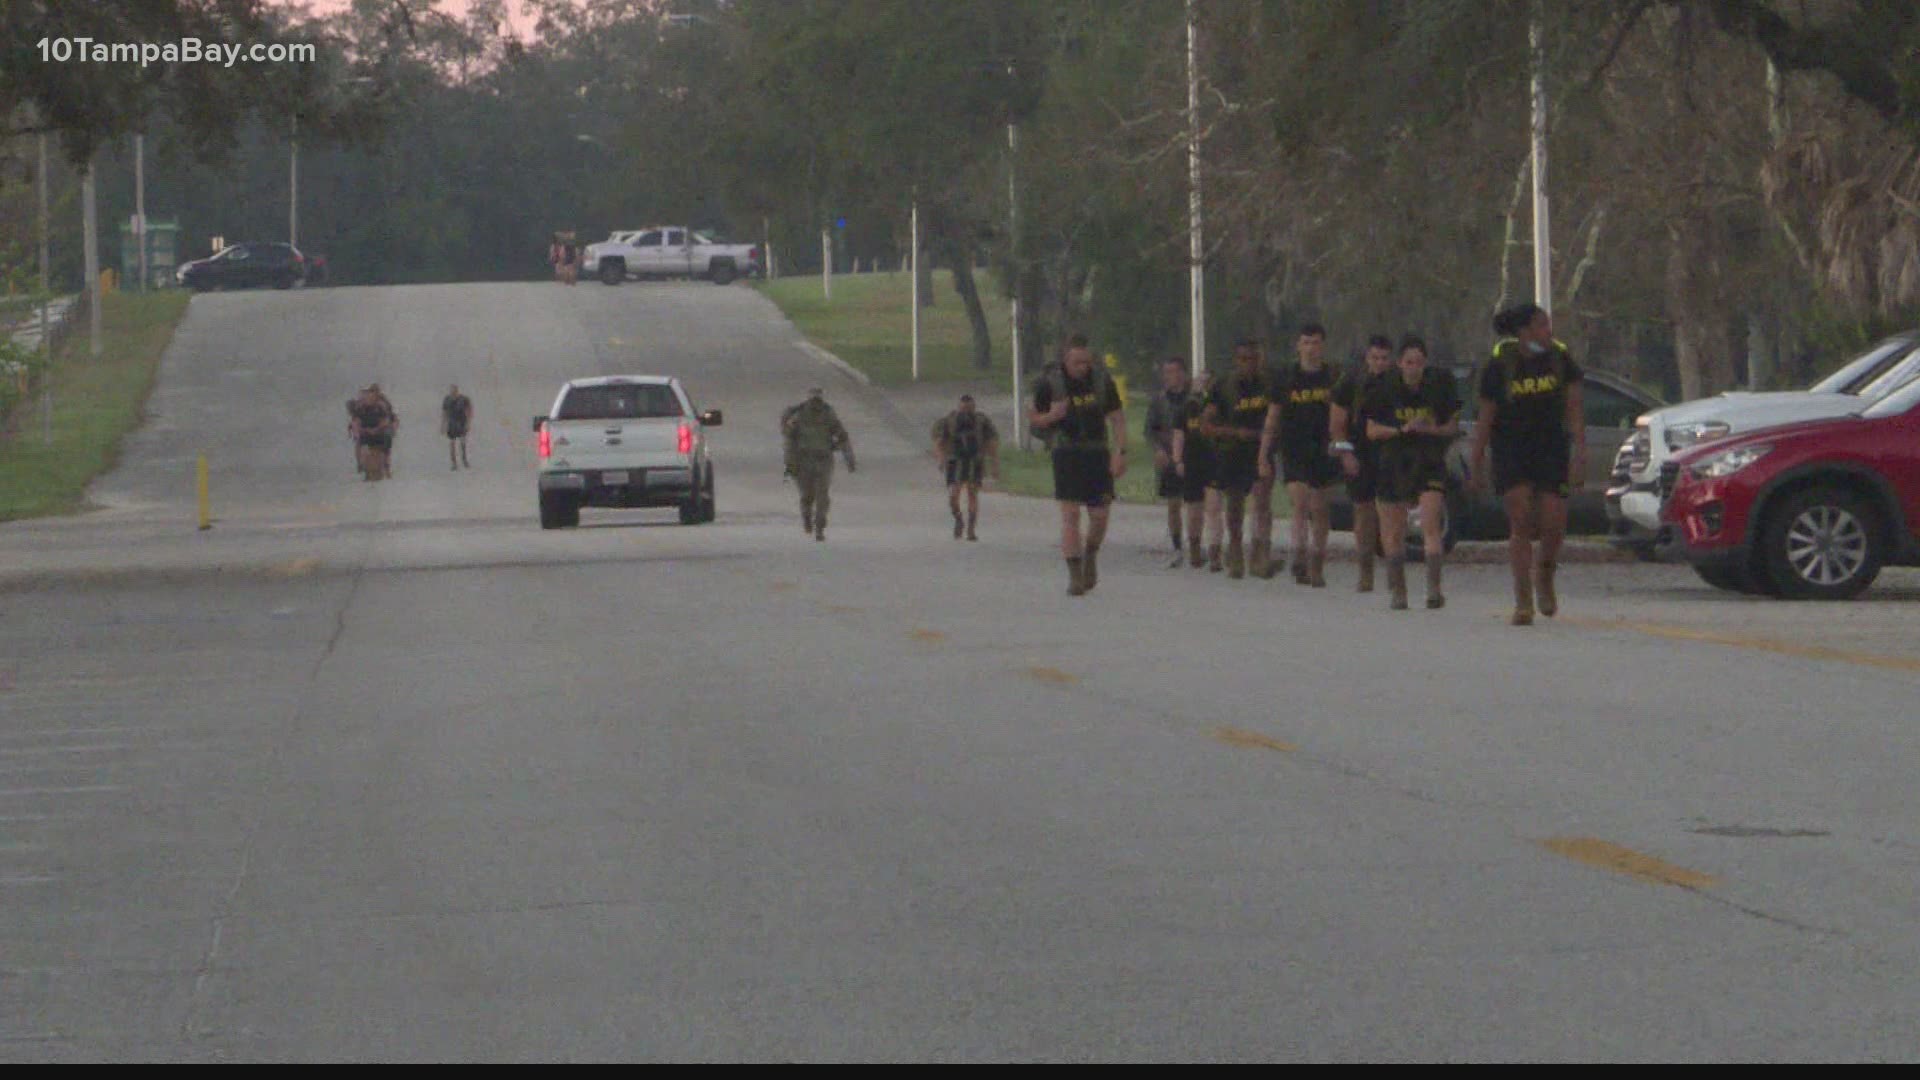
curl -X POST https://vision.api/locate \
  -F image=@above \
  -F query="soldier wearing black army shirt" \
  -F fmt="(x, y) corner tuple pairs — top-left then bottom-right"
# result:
(1260, 323), (1339, 587)
(1171, 370), (1222, 570)
(1470, 302), (1587, 626)
(1200, 339), (1277, 579)
(1030, 334), (1128, 597)
(1362, 336), (1462, 611)
(1329, 335), (1396, 593)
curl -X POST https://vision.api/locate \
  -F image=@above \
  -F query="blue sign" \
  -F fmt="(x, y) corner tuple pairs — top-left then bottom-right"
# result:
(835, 217), (847, 230)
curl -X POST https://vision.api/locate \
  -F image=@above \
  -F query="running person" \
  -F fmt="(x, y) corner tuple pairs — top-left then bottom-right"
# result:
(1200, 339), (1276, 579)
(931, 394), (1001, 541)
(1171, 370), (1221, 570)
(1145, 357), (1198, 566)
(1329, 335), (1395, 592)
(1260, 323), (1338, 587)
(1469, 303), (1586, 626)
(442, 384), (474, 470)
(1361, 336), (1462, 610)
(1030, 334), (1127, 596)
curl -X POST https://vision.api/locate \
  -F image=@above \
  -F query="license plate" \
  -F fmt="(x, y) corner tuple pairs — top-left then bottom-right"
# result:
(600, 470), (629, 486)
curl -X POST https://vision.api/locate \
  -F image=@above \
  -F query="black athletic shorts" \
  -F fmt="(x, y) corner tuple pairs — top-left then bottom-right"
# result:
(1210, 441), (1260, 496)
(947, 456), (985, 487)
(1345, 445), (1380, 503)
(1378, 442), (1449, 504)
(358, 433), (393, 451)
(1156, 462), (1182, 500)
(1493, 441), (1572, 499)
(446, 423), (469, 440)
(1281, 444), (1341, 488)
(1180, 453), (1214, 504)
(1051, 445), (1114, 507)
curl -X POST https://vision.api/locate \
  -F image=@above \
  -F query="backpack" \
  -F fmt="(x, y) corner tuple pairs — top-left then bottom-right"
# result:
(948, 412), (983, 458)
(1034, 360), (1117, 448)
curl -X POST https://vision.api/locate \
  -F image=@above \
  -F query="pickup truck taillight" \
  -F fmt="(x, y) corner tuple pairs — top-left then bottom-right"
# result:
(538, 424), (552, 458)
(677, 422), (694, 455)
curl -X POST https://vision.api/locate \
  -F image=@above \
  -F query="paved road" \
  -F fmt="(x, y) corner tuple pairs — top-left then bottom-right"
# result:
(3, 281), (1920, 1062)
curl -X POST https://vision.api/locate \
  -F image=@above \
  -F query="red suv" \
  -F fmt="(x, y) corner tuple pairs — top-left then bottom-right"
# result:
(1661, 375), (1920, 599)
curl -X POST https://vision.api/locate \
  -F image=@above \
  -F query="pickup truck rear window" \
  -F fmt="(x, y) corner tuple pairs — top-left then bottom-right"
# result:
(556, 385), (684, 421)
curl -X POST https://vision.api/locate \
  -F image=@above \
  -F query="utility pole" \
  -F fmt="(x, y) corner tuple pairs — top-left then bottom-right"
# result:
(134, 132), (147, 291)
(289, 115), (299, 249)
(910, 197), (921, 381)
(1529, 0), (1552, 313)
(38, 130), (51, 442)
(1186, 0), (1206, 376)
(821, 227), (831, 300)
(82, 157), (101, 358)
(1007, 59), (1026, 450)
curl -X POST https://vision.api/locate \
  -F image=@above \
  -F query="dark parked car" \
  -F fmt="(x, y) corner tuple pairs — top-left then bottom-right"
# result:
(1327, 363), (1665, 558)
(176, 242), (308, 292)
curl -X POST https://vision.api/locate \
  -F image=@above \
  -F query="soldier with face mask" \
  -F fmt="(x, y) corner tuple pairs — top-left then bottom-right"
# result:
(782, 387), (856, 541)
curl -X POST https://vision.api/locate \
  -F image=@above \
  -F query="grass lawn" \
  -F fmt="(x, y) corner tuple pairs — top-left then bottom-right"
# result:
(0, 291), (191, 520)
(757, 269), (1011, 385)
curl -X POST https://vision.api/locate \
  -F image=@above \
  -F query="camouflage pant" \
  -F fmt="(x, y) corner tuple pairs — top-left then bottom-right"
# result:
(793, 450), (835, 528)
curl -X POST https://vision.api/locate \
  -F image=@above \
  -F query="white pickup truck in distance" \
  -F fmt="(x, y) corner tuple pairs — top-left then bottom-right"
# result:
(581, 226), (762, 286)
(533, 376), (722, 529)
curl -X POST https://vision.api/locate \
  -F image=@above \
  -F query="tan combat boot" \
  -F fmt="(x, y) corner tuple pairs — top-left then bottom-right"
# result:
(1356, 547), (1375, 593)
(1208, 543), (1224, 573)
(1249, 540), (1271, 580)
(1536, 560), (1559, 618)
(1512, 566), (1536, 626)
(1067, 556), (1088, 597)
(1310, 550), (1327, 589)
(1425, 560), (1446, 609)
(1387, 556), (1408, 611)
(1189, 537), (1204, 568)
(1227, 538), (1246, 579)
(1083, 545), (1101, 592)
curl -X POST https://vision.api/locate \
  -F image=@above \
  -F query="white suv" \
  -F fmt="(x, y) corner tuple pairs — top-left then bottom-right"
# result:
(1609, 332), (1920, 552)
(532, 376), (722, 529)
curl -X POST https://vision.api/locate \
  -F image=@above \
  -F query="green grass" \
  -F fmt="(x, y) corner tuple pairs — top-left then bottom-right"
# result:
(0, 291), (191, 520)
(757, 269), (1011, 385)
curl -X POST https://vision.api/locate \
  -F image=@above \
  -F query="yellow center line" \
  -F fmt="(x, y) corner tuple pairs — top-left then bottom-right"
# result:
(908, 629), (946, 643)
(1212, 727), (1297, 753)
(264, 557), (321, 578)
(1025, 666), (1077, 685)
(1539, 837), (1720, 890)
(1562, 614), (1920, 674)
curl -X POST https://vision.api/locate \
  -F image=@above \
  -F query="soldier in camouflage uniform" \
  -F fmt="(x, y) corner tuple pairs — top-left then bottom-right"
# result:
(781, 387), (856, 541)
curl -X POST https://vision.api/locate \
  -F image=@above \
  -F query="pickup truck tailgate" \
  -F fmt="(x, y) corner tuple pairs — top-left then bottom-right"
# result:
(547, 417), (686, 471)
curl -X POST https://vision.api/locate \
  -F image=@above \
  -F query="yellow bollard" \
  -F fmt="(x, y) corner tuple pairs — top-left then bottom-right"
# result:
(196, 453), (211, 530)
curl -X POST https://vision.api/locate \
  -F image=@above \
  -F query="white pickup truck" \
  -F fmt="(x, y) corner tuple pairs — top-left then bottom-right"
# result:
(533, 375), (722, 529)
(581, 226), (762, 286)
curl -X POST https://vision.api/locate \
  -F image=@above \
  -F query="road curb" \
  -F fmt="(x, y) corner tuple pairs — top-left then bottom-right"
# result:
(795, 340), (870, 387)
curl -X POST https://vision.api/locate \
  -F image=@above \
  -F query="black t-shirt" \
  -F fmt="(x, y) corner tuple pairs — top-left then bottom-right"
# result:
(1207, 368), (1274, 441)
(1480, 339), (1584, 453)
(1331, 366), (1383, 449)
(1360, 368), (1461, 454)
(1177, 393), (1214, 461)
(939, 410), (995, 459)
(1033, 368), (1123, 447)
(442, 394), (471, 427)
(1275, 362), (1335, 455)
(351, 399), (392, 428)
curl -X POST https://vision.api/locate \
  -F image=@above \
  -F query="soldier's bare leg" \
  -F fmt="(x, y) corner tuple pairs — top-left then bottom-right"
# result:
(1354, 501), (1380, 592)
(949, 481), (964, 538)
(1205, 487), (1225, 571)
(1058, 502), (1088, 596)
(965, 482), (980, 541)
(1287, 479), (1311, 582)
(1224, 490), (1248, 578)
(1250, 477), (1276, 579)
(1083, 500), (1112, 592)
(1308, 485), (1331, 587)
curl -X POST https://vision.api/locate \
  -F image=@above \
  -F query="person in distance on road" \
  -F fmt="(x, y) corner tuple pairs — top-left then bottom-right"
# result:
(1361, 336), (1462, 610)
(1145, 356), (1198, 567)
(347, 385), (397, 483)
(1170, 368), (1222, 570)
(1470, 302), (1587, 627)
(442, 384), (474, 470)
(1199, 339), (1276, 579)
(781, 387), (856, 541)
(1029, 334), (1126, 597)
(930, 394), (1000, 541)
(1329, 335), (1396, 592)
(1261, 323), (1339, 588)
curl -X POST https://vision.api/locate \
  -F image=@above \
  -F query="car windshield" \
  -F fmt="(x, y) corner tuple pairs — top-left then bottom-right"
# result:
(1852, 344), (1920, 402)
(1808, 338), (1918, 395)
(556, 384), (684, 421)
(1860, 373), (1920, 419)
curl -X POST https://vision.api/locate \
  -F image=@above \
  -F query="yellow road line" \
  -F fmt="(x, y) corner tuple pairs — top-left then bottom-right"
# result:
(264, 557), (321, 578)
(1539, 837), (1720, 890)
(1025, 666), (1077, 685)
(1563, 614), (1920, 674)
(908, 629), (946, 643)
(1212, 727), (1298, 753)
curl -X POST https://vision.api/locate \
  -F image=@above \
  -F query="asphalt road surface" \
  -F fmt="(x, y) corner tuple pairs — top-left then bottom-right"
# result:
(4, 281), (1920, 1062)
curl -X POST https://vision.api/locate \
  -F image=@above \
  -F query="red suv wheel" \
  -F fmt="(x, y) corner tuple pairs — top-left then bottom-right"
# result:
(1757, 486), (1883, 600)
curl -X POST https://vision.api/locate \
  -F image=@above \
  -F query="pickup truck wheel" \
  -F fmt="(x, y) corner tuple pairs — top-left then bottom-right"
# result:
(599, 260), (624, 286)
(697, 465), (716, 523)
(709, 260), (737, 286)
(1760, 486), (1883, 600)
(540, 492), (580, 530)
(678, 481), (704, 525)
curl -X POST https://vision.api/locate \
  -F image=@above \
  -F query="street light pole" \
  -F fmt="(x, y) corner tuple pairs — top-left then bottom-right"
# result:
(82, 157), (100, 358)
(1529, 0), (1551, 312)
(910, 197), (921, 381)
(289, 114), (299, 249)
(134, 132), (147, 292)
(1186, 0), (1206, 376)
(38, 130), (51, 442)
(1008, 60), (1026, 451)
